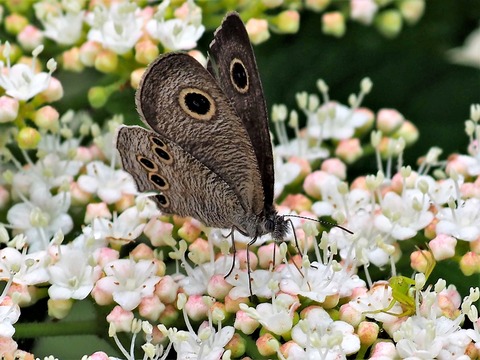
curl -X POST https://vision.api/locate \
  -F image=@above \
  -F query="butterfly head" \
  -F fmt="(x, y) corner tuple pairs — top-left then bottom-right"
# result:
(262, 208), (290, 242)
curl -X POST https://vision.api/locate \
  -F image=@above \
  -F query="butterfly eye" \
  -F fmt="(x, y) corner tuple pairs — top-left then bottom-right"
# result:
(137, 156), (158, 171)
(229, 58), (249, 94)
(179, 87), (216, 121)
(156, 194), (169, 207)
(149, 173), (169, 190)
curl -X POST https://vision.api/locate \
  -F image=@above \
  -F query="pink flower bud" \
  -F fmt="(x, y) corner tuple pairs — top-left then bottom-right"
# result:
(225, 333), (247, 358)
(91, 283), (114, 306)
(410, 249), (434, 274)
(303, 170), (327, 199)
(62, 47), (84, 72)
(189, 238), (210, 263)
(225, 294), (250, 313)
(34, 105), (59, 131)
(84, 202), (112, 223)
(275, 10), (300, 34)
(351, 0), (378, 25)
(0, 96), (19, 123)
(159, 304), (180, 327)
(335, 138), (363, 164)
(376, 108), (404, 135)
(257, 243), (281, 269)
(47, 298), (73, 319)
(185, 295), (208, 321)
(305, 0), (329, 12)
(233, 310), (260, 335)
(17, 25), (43, 51)
(144, 218), (174, 247)
(154, 275), (179, 304)
(357, 321), (379, 346)
(322, 12), (346, 37)
(17, 127), (41, 150)
(236, 249), (258, 271)
(130, 67), (146, 89)
(139, 295), (165, 321)
(459, 251), (480, 276)
(93, 247), (120, 268)
(207, 274), (233, 300)
(256, 333), (280, 356)
(94, 50), (118, 73)
(280, 194), (312, 213)
(369, 341), (397, 359)
(80, 41), (102, 67)
(39, 77), (64, 103)
(130, 243), (155, 261)
(321, 158), (347, 179)
(5, 14), (28, 35)
(135, 40), (159, 65)
(470, 237), (480, 254)
(375, 10), (403, 38)
(398, 0), (425, 24)
(178, 218), (202, 243)
(395, 120), (419, 145)
(429, 234), (457, 261)
(89, 352), (110, 360)
(70, 181), (92, 205)
(106, 306), (134, 332)
(446, 154), (471, 179)
(339, 303), (363, 327)
(246, 18), (270, 45)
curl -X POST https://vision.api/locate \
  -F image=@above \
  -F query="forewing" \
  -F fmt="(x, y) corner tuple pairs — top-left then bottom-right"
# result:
(207, 12), (274, 208)
(136, 52), (264, 216)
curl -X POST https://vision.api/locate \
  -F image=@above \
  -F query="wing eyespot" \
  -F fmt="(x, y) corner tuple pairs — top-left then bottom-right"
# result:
(156, 194), (170, 207)
(149, 173), (169, 190)
(149, 136), (173, 165)
(137, 155), (158, 171)
(179, 88), (216, 121)
(229, 58), (249, 94)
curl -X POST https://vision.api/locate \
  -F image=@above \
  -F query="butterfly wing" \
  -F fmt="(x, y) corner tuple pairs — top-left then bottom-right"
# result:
(135, 52), (264, 217)
(116, 125), (247, 228)
(207, 12), (275, 208)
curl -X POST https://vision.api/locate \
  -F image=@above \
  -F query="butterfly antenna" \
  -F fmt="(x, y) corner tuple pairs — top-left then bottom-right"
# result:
(284, 214), (354, 234)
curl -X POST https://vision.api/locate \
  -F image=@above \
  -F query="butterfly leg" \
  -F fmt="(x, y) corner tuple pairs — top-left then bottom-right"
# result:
(286, 218), (303, 257)
(224, 229), (237, 279)
(247, 236), (258, 297)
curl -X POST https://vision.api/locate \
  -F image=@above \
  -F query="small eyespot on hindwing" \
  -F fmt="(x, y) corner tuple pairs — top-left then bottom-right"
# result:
(148, 173), (169, 190)
(149, 136), (173, 165)
(156, 194), (169, 207)
(137, 156), (157, 171)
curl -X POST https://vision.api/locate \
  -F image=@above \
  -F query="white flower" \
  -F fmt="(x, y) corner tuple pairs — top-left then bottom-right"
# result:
(374, 189), (434, 240)
(436, 198), (480, 241)
(90, 206), (146, 244)
(77, 161), (137, 204)
(168, 324), (234, 360)
(227, 269), (281, 299)
(280, 260), (365, 302)
(7, 184), (73, 252)
(0, 247), (49, 285)
(34, 2), (84, 45)
(0, 297), (21, 338)
(290, 307), (361, 357)
(240, 293), (298, 335)
(394, 315), (471, 359)
(274, 155), (302, 199)
(48, 248), (102, 300)
(146, 0), (204, 51)
(0, 44), (56, 101)
(95, 259), (160, 311)
(308, 102), (370, 141)
(350, 0), (378, 25)
(87, 2), (144, 55)
(448, 24), (480, 69)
